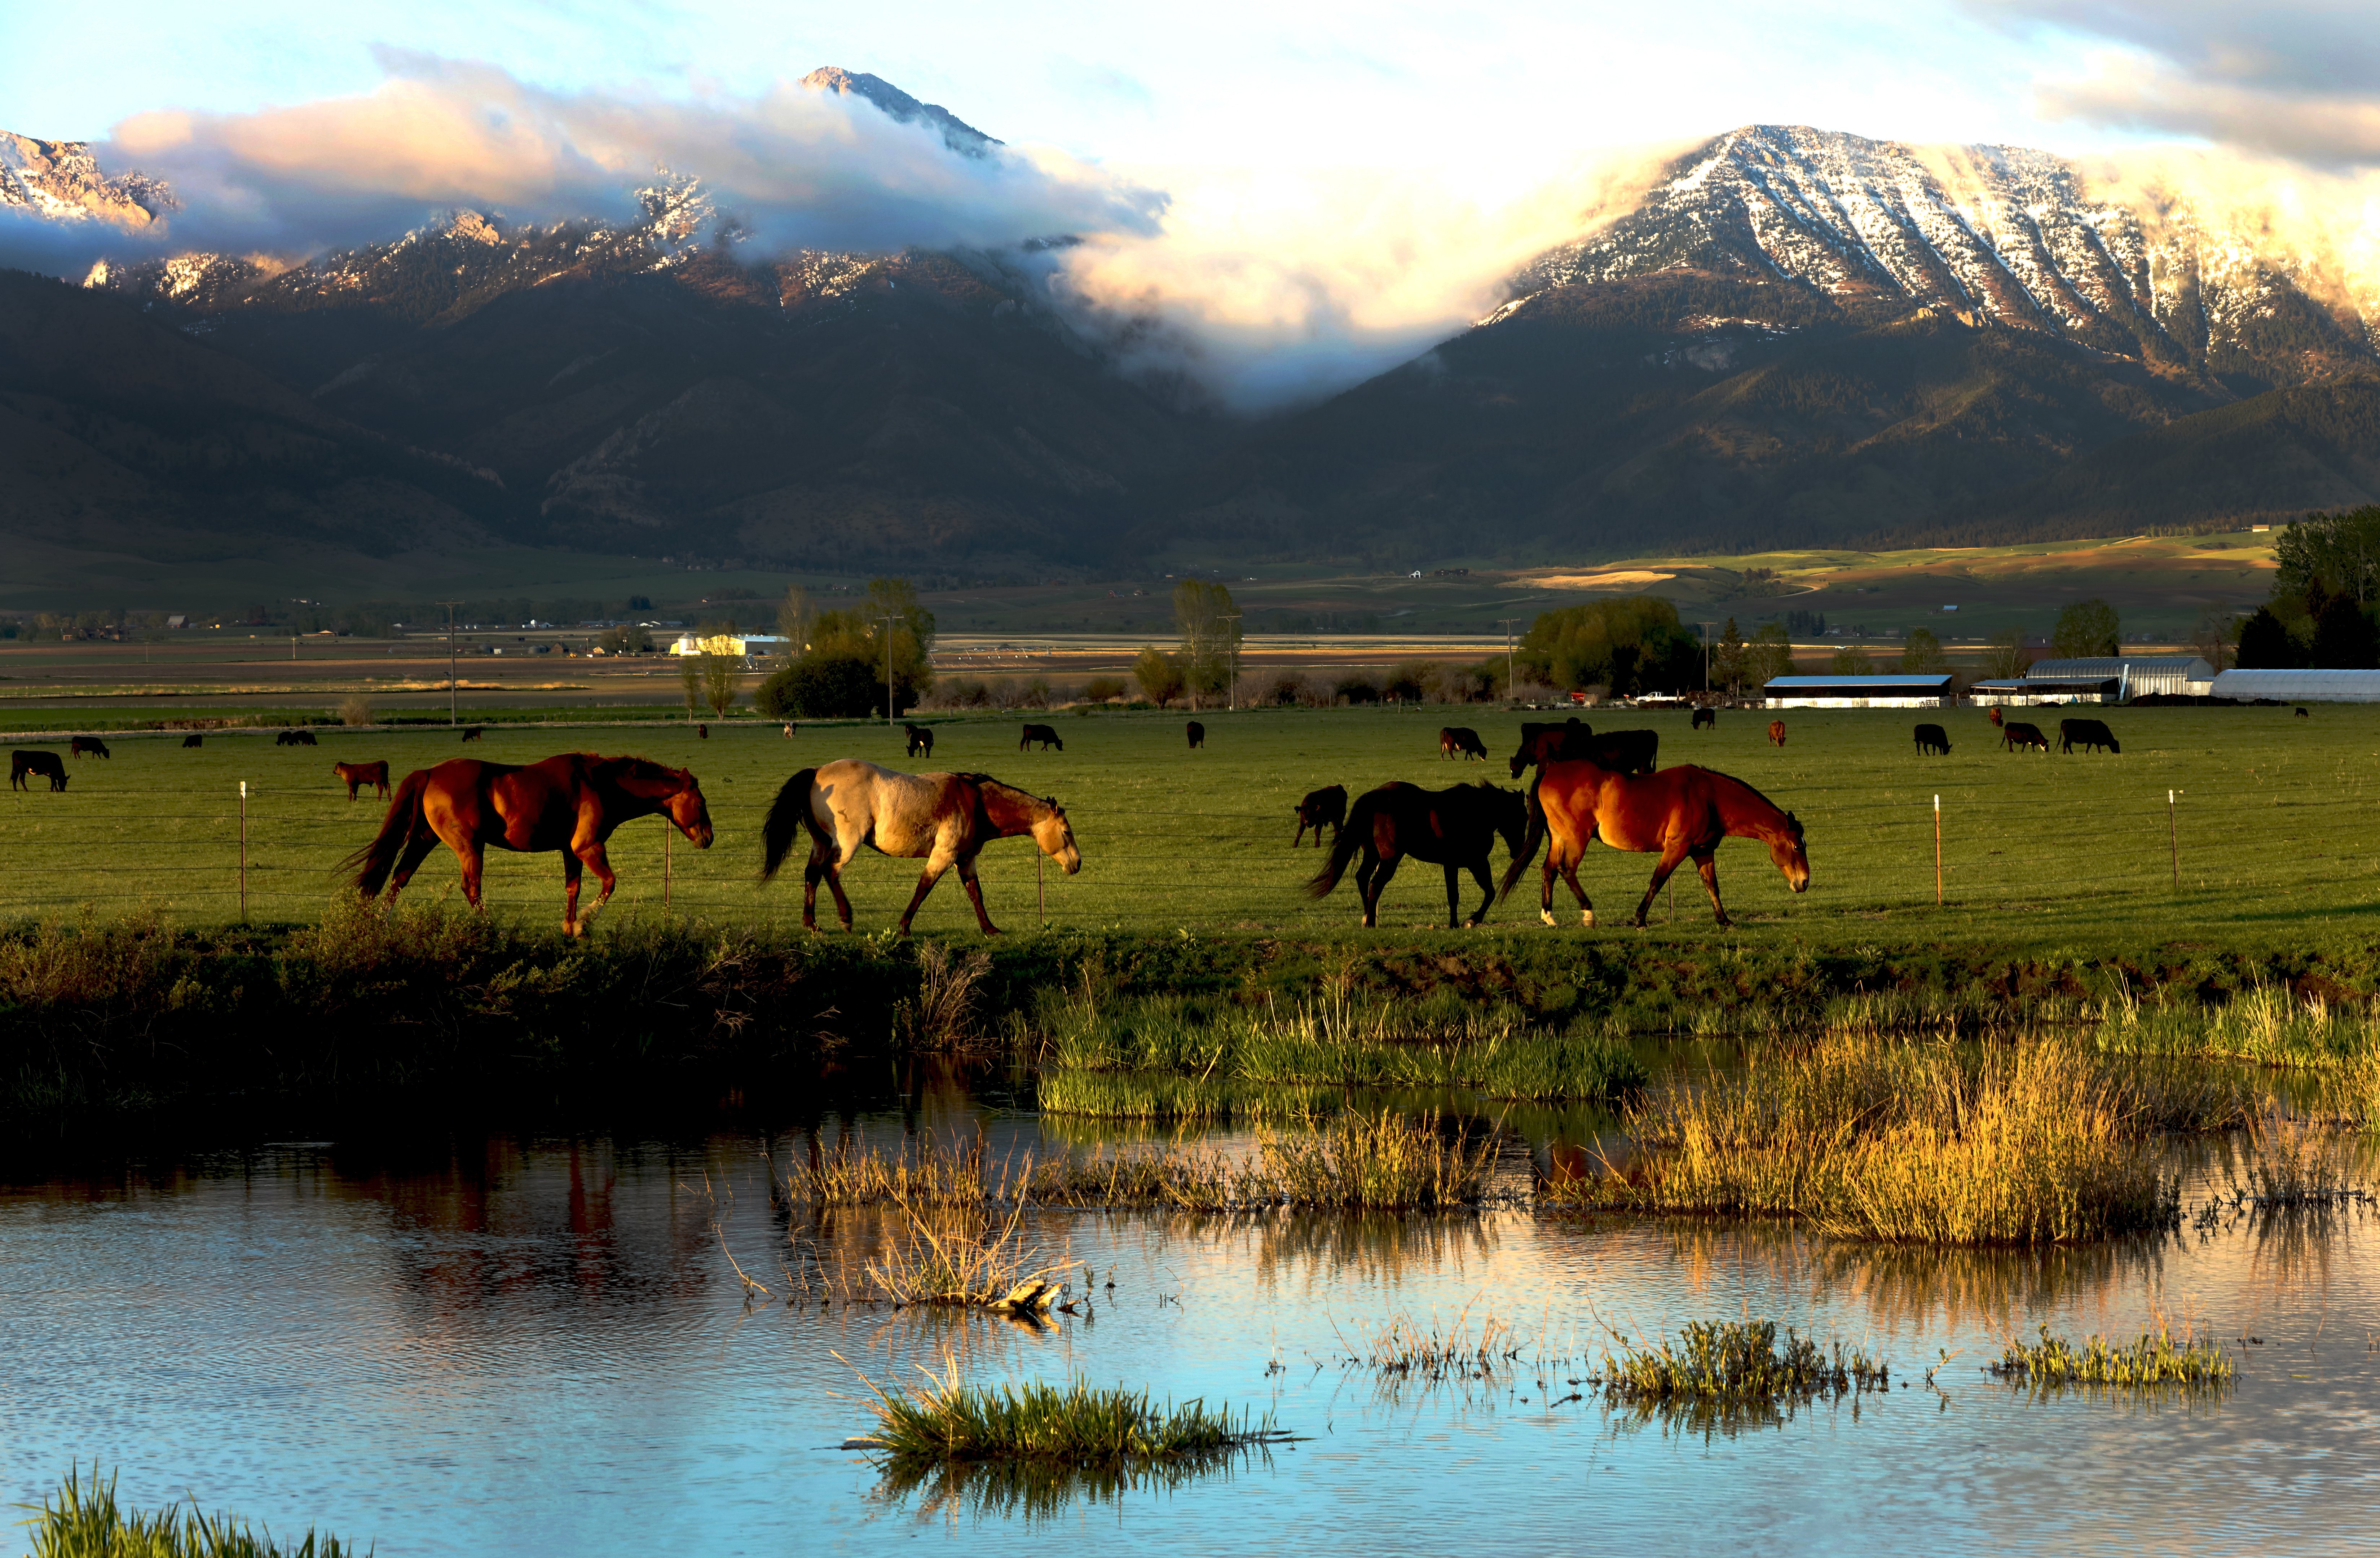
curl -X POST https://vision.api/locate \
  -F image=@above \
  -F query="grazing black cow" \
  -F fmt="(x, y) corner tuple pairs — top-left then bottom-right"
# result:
(461, 726), (484, 742)
(1186, 721), (1205, 750)
(2002, 721), (2050, 753)
(904, 722), (935, 758)
(1692, 707), (1717, 730)
(697, 723), (710, 740)
(1440, 726), (1488, 760)
(2059, 718), (2120, 754)
(1913, 723), (1952, 756)
(1019, 723), (1064, 752)
(275, 728), (317, 747)
(182, 734), (204, 748)
(70, 736), (110, 759)
(2295, 707), (2310, 718)
(10, 750), (66, 792)
(1508, 719), (1657, 778)
(1294, 784), (1347, 848)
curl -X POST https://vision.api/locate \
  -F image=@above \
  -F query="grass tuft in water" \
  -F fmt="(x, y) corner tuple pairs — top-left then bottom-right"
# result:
(1597, 1320), (1888, 1407)
(20, 1464), (369, 1557)
(852, 1357), (1281, 1464)
(1987, 1323), (2233, 1387)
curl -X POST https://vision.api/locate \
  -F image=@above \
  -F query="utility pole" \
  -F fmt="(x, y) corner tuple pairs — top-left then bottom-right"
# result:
(1222, 613), (1241, 711)
(880, 614), (900, 727)
(437, 601), (462, 726)
(1497, 618), (1520, 704)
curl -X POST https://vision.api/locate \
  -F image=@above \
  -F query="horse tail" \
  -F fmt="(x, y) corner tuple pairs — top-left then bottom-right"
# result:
(1498, 777), (1551, 902)
(760, 767), (824, 882)
(342, 767), (431, 896)
(1307, 791), (1373, 898)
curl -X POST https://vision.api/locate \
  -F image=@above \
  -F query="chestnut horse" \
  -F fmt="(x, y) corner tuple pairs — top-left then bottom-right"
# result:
(761, 759), (1080, 935)
(1500, 760), (1808, 928)
(344, 753), (713, 936)
(1309, 780), (1529, 928)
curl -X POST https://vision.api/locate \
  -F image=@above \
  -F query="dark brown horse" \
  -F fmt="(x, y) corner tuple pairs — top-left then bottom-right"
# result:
(1309, 781), (1529, 928)
(1501, 760), (1809, 928)
(344, 753), (713, 936)
(333, 760), (391, 800)
(761, 758), (1080, 934)
(1768, 719), (1786, 747)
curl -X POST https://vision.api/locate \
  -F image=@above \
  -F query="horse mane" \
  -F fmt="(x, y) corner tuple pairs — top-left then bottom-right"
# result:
(1702, 766), (1801, 832)
(961, 773), (1055, 814)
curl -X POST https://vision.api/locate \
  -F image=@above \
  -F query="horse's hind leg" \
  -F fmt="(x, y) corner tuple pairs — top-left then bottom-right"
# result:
(454, 843), (487, 912)
(1361, 854), (1399, 928)
(1634, 841), (1693, 928)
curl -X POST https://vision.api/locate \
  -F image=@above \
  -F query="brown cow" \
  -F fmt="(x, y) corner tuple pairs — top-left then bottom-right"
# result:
(70, 736), (110, 759)
(1019, 723), (1064, 751)
(2002, 721), (2050, 753)
(1986, 707), (2004, 727)
(1767, 719), (1786, 747)
(1294, 784), (1347, 848)
(1439, 726), (1488, 760)
(333, 760), (391, 800)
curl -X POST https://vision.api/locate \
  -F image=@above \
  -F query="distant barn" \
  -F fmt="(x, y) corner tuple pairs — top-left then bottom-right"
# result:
(1973, 656), (2215, 707)
(1761, 674), (1955, 710)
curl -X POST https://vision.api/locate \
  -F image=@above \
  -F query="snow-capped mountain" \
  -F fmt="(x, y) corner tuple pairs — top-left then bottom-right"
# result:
(0, 131), (172, 228)
(1508, 125), (2378, 387)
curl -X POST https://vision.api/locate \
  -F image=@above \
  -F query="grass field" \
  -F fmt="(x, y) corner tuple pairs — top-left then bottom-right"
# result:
(1, 702), (2376, 951)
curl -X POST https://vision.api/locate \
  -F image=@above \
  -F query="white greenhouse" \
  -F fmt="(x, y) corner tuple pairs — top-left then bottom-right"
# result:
(1973, 655), (2216, 705)
(2209, 669), (2380, 703)
(1760, 674), (1957, 709)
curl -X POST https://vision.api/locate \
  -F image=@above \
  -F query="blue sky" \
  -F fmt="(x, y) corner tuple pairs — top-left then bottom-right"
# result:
(7, 0), (2138, 174)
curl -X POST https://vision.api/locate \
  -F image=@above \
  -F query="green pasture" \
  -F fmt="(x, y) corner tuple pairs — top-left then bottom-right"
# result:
(1, 704), (2376, 951)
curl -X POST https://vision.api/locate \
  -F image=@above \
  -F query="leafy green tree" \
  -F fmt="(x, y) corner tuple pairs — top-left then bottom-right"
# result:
(1898, 626), (1949, 674)
(1828, 645), (1872, 675)
(2275, 506), (2380, 605)
(1133, 646), (1186, 708)
(2236, 606), (2300, 669)
(1519, 595), (1704, 696)
(2051, 599), (2120, 659)
(756, 654), (882, 718)
(1979, 628), (2031, 680)
(1173, 580), (1240, 708)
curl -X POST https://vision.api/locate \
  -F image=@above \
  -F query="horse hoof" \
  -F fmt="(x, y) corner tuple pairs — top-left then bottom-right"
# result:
(1583, 912), (1595, 928)
(1540, 909), (1556, 927)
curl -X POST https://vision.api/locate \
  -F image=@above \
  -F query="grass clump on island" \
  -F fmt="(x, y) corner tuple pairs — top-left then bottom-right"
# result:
(1598, 1319), (1890, 1409)
(1544, 1035), (2252, 1244)
(21, 1465), (367, 1557)
(854, 1359), (1281, 1463)
(787, 1108), (1499, 1212)
(1987, 1323), (2234, 1388)
(1033, 987), (1646, 1110)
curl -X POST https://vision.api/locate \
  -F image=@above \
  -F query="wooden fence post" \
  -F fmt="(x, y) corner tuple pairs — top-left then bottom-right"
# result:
(2169, 789), (2181, 889)
(1934, 793), (1942, 907)
(239, 780), (248, 921)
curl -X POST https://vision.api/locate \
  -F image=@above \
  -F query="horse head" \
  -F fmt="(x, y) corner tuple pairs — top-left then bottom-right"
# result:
(1772, 810), (1810, 893)
(1036, 796), (1082, 875)
(618, 758), (714, 848)
(1492, 785), (1531, 859)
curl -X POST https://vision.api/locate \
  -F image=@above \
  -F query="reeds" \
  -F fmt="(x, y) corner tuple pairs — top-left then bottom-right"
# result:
(851, 1356), (1280, 1463)
(1034, 1070), (1335, 1123)
(21, 1465), (367, 1557)
(1987, 1322), (2233, 1387)
(2093, 981), (2380, 1068)
(787, 1110), (1500, 1214)
(1544, 1036), (2234, 1244)
(1597, 1319), (1888, 1406)
(859, 1198), (1074, 1310)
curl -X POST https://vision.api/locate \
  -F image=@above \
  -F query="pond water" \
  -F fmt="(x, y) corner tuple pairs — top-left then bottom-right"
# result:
(5, 1077), (2378, 1556)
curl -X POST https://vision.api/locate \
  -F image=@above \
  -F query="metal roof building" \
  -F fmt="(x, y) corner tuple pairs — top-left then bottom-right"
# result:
(2209, 669), (2380, 703)
(1761, 674), (1956, 709)
(1973, 655), (2215, 705)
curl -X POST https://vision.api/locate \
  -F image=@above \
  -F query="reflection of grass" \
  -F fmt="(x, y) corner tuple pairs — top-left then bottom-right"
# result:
(1987, 1323), (2232, 1387)
(1034, 1069), (1334, 1122)
(1037, 989), (1645, 1101)
(852, 1357), (1280, 1464)
(871, 1447), (1274, 1525)
(1546, 1037), (2233, 1244)
(21, 1464), (367, 1557)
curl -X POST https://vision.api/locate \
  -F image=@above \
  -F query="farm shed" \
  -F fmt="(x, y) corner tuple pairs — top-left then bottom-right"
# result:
(1761, 674), (1956, 709)
(2209, 669), (2380, 703)
(1974, 656), (2215, 705)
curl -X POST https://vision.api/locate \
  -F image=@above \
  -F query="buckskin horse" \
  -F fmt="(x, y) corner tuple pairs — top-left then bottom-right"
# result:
(1500, 760), (1810, 928)
(761, 759), (1080, 935)
(344, 753), (713, 937)
(1309, 780), (1529, 928)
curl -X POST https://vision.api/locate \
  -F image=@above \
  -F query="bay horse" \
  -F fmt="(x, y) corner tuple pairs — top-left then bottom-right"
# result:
(344, 753), (713, 937)
(1500, 760), (1809, 929)
(1309, 781), (1529, 928)
(333, 759), (391, 800)
(761, 759), (1080, 935)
